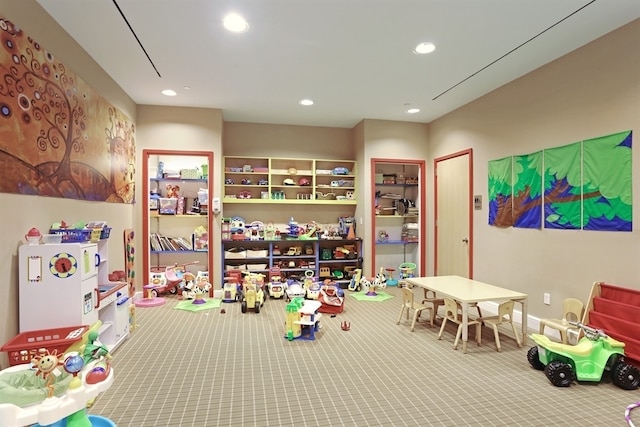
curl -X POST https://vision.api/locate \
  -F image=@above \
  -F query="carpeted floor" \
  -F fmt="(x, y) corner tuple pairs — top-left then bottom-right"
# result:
(88, 286), (638, 426)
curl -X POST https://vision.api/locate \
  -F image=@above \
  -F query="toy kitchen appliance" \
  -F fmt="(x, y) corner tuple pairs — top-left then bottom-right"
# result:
(19, 242), (102, 332)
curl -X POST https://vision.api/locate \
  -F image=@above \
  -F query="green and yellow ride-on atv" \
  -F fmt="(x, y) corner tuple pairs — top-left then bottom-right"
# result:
(527, 321), (639, 390)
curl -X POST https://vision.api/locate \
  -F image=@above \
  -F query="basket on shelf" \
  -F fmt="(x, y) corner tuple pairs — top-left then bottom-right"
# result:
(48, 228), (91, 243)
(1, 325), (89, 366)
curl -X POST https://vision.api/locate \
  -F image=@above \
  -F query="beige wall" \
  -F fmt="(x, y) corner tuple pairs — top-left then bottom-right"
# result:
(427, 19), (640, 319)
(135, 105), (223, 287)
(357, 120), (429, 273)
(0, 0), (137, 367)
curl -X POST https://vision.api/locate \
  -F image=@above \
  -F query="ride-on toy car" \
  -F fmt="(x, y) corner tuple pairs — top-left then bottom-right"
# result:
(527, 321), (640, 390)
(240, 274), (266, 313)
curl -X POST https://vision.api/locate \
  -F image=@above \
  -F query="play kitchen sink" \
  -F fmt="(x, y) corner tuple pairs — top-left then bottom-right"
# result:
(97, 282), (128, 308)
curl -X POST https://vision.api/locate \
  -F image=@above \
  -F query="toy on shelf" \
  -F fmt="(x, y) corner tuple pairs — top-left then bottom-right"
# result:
(528, 321), (640, 389)
(284, 298), (323, 341)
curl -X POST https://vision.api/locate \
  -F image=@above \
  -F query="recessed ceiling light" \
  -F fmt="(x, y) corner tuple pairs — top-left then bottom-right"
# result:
(299, 99), (314, 106)
(223, 13), (249, 33)
(414, 42), (436, 54)
(407, 108), (420, 114)
(184, 86), (192, 90)
(161, 89), (177, 96)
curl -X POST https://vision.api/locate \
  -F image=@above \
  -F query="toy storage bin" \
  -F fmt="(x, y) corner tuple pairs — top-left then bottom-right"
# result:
(48, 228), (91, 242)
(246, 249), (268, 258)
(247, 263), (267, 271)
(225, 248), (247, 259)
(1, 325), (89, 366)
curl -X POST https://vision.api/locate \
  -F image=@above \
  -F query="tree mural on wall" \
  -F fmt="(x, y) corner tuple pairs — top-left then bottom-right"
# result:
(490, 131), (632, 231)
(0, 17), (135, 203)
(488, 156), (513, 227)
(512, 151), (542, 228)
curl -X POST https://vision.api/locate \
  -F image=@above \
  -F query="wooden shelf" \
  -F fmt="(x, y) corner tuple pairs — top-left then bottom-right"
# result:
(223, 156), (357, 205)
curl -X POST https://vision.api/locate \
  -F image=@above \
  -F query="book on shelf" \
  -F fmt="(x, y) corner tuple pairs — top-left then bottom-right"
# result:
(150, 233), (193, 251)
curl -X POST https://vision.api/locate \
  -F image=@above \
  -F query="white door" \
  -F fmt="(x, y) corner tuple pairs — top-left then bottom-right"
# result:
(435, 150), (472, 277)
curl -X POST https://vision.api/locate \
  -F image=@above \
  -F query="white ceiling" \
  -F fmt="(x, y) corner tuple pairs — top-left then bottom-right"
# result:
(36, 0), (639, 128)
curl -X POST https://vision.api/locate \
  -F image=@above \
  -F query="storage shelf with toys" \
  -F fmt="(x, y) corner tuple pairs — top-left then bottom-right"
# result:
(371, 159), (425, 276)
(222, 239), (362, 287)
(223, 156), (357, 204)
(142, 150), (214, 289)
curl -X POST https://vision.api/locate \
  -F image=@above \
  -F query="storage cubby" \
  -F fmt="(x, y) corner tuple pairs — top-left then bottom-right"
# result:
(223, 157), (357, 205)
(142, 150), (214, 287)
(371, 159), (425, 275)
(222, 238), (362, 287)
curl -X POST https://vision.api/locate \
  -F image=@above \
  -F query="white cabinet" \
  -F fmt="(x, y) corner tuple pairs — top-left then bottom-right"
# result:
(18, 238), (129, 352)
(19, 242), (100, 332)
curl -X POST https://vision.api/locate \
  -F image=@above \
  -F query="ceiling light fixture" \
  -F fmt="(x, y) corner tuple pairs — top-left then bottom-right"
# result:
(414, 42), (436, 54)
(299, 99), (314, 106)
(407, 108), (420, 114)
(161, 89), (177, 96)
(223, 13), (249, 33)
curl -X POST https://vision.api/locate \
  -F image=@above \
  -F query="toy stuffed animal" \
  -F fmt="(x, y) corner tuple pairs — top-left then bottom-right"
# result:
(165, 184), (180, 198)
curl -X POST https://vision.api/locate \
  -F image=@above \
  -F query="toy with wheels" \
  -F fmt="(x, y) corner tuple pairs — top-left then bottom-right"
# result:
(527, 321), (640, 389)
(318, 279), (345, 314)
(347, 268), (363, 292)
(240, 280), (265, 313)
(399, 262), (416, 281)
(165, 261), (199, 291)
(222, 270), (242, 303)
(284, 278), (307, 302)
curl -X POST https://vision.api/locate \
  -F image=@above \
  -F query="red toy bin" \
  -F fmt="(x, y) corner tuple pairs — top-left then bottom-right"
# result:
(1, 325), (89, 366)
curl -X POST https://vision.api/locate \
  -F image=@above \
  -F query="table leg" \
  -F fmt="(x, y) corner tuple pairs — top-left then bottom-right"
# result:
(519, 298), (528, 345)
(461, 302), (469, 353)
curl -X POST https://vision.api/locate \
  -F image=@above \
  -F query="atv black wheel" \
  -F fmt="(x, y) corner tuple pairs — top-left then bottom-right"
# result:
(527, 346), (545, 371)
(612, 361), (640, 390)
(241, 301), (247, 313)
(544, 360), (573, 387)
(255, 301), (261, 314)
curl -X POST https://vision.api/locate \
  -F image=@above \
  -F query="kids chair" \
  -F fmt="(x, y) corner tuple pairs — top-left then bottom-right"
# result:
(421, 290), (445, 326)
(539, 297), (585, 344)
(477, 300), (522, 352)
(438, 297), (481, 350)
(397, 287), (433, 331)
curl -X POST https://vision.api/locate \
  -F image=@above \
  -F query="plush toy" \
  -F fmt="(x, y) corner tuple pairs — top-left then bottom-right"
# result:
(165, 184), (180, 198)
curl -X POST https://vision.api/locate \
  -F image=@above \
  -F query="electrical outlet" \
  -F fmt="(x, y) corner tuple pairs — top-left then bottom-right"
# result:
(543, 293), (551, 305)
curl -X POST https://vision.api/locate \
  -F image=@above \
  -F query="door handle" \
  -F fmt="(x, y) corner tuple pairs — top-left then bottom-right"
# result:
(462, 238), (469, 243)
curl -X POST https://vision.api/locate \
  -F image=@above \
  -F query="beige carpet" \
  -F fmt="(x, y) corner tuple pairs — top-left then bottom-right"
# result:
(88, 286), (638, 426)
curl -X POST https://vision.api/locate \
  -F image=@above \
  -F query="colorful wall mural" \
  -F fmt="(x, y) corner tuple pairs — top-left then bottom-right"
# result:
(0, 17), (135, 203)
(489, 131), (632, 231)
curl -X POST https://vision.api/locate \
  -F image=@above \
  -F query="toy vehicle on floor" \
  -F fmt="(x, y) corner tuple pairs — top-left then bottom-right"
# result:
(527, 321), (640, 390)
(241, 280), (265, 313)
(222, 270), (243, 302)
(303, 270), (321, 300)
(147, 270), (180, 297)
(267, 275), (285, 299)
(267, 266), (285, 299)
(284, 278), (306, 302)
